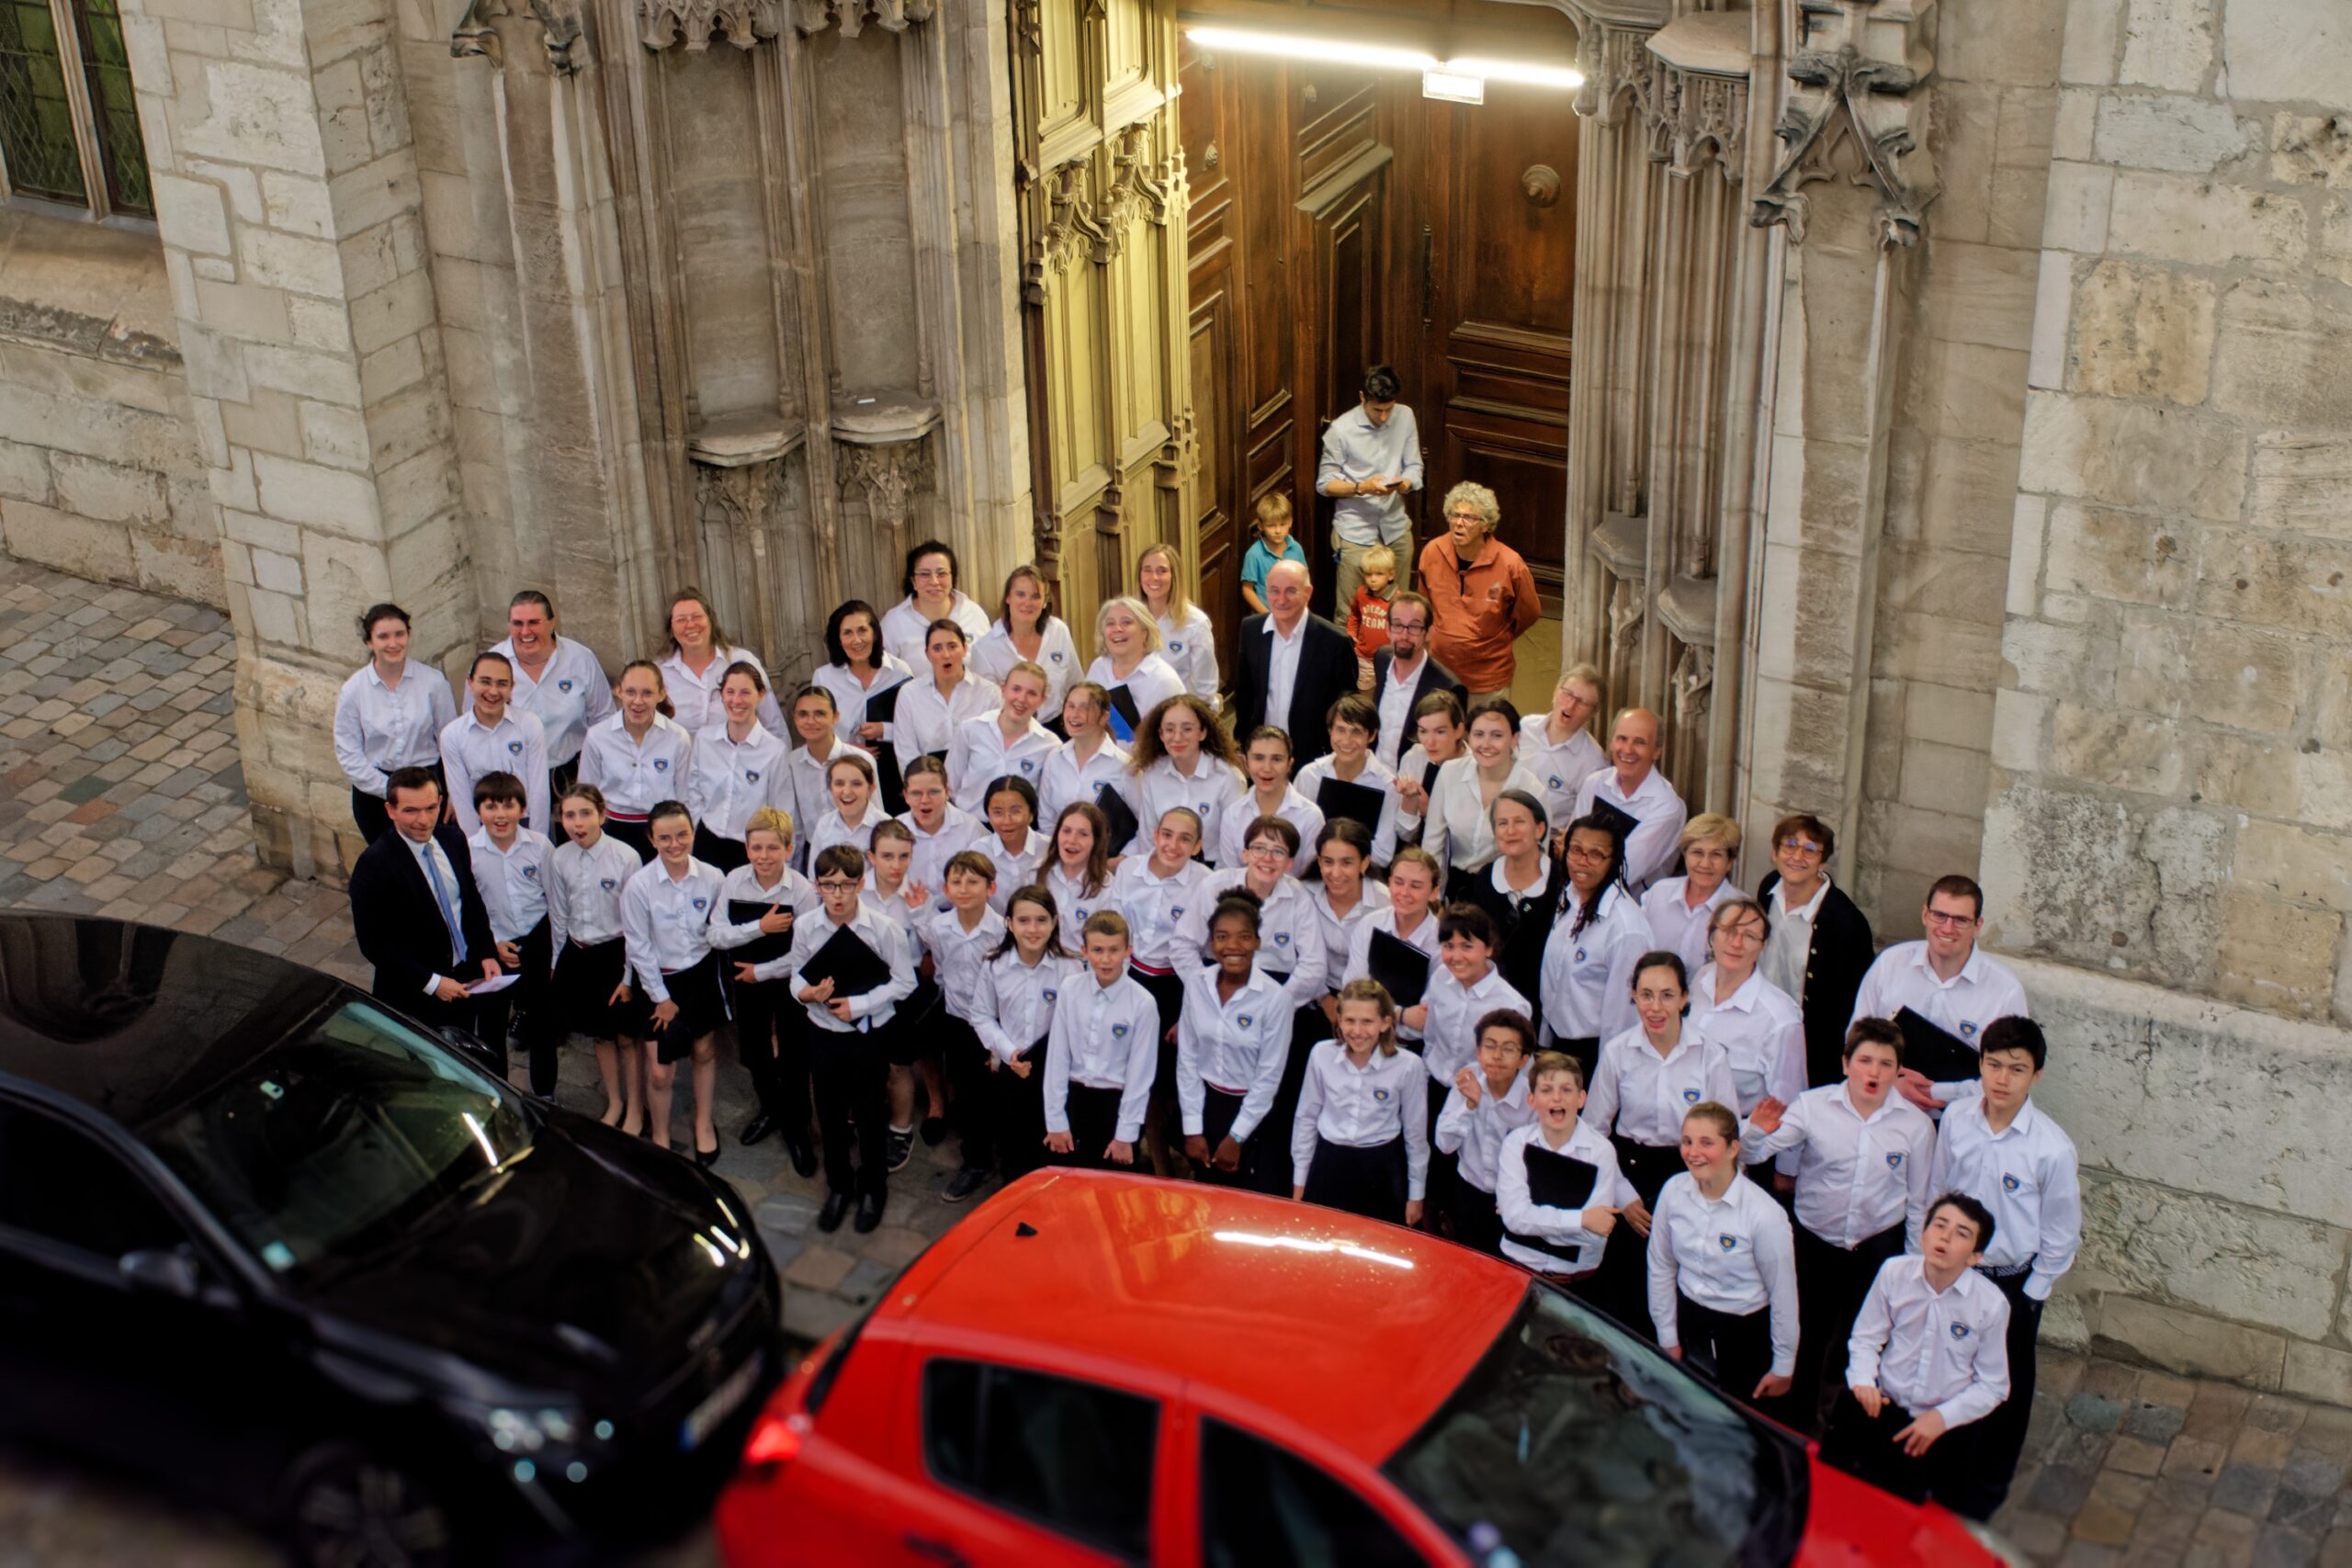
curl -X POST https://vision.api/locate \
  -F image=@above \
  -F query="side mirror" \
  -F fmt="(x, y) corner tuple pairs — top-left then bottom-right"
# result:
(119, 1246), (201, 1300)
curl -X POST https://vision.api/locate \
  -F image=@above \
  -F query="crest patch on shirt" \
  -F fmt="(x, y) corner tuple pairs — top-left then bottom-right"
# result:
(1169, 640), (1185, 654)
(1274, 931), (1291, 946)
(653, 758), (671, 772)
(1548, 775), (1563, 790)
(1019, 760), (1036, 773)
(1049, 651), (1065, 663)
(521, 864), (539, 880)
(1885, 1151), (1904, 1169)
(1237, 1015), (1253, 1030)
(1717, 1233), (1739, 1251)
(691, 896), (708, 912)
(507, 739), (525, 755)
(1374, 1087), (1391, 1102)
(1682, 1087), (1701, 1103)
(1949, 1321), (1972, 1340)
(745, 770), (761, 784)
(1574, 947), (1588, 964)
(1170, 906), (1185, 919)
(2002, 1172), (2021, 1192)
(1112, 1022), (1129, 1039)
(558, 679), (573, 693)
(1042, 988), (1058, 1003)
(1960, 1020), (1979, 1038)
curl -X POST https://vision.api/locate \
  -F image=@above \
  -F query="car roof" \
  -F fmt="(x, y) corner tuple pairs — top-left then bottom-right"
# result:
(882, 1171), (1530, 1464)
(0, 912), (346, 1129)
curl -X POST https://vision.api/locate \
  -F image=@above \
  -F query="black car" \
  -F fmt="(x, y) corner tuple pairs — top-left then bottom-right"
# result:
(0, 913), (781, 1564)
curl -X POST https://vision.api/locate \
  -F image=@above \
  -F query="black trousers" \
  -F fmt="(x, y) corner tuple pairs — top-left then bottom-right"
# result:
(734, 976), (810, 1144)
(1675, 1293), (1789, 1421)
(1420, 1071), (1454, 1232)
(942, 1016), (996, 1173)
(1822, 1390), (1990, 1517)
(1792, 1219), (1906, 1433)
(1447, 1179), (1505, 1256)
(1596, 1136), (1684, 1333)
(605, 817), (654, 862)
(809, 1028), (888, 1198)
(1302, 1135), (1408, 1225)
(1131, 964), (1185, 1164)
(476, 918), (558, 1096)
(352, 787), (393, 844)
(693, 823), (749, 874)
(1555, 1033), (1601, 1089)
(996, 1037), (1050, 1180)
(1058, 1082), (1125, 1169)
(1973, 1267), (2042, 1516)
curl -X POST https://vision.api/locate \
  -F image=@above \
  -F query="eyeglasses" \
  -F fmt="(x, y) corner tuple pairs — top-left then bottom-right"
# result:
(1445, 512), (1482, 525)
(1389, 618), (1427, 633)
(815, 878), (860, 891)
(1923, 908), (1978, 928)
(1564, 846), (1611, 863)
(1777, 840), (1826, 857)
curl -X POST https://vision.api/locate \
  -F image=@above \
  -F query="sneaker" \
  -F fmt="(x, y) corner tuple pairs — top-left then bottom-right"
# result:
(887, 1126), (914, 1173)
(942, 1168), (989, 1203)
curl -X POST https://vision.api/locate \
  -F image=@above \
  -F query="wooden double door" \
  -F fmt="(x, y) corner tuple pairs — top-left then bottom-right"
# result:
(1179, 28), (1580, 669)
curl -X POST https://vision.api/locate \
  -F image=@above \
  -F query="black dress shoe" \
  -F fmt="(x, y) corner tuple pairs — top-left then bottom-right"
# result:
(817, 1192), (850, 1232)
(785, 1136), (819, 1179)
(694, 1135), (721, 1168)
(854, 1192), (885, 1234)
(740, 1112), (776, 1147)
(942, 1168), (989, 1203)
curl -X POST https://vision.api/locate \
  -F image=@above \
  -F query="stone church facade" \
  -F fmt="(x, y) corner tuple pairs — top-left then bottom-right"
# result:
(2, 0), (2348, 1396)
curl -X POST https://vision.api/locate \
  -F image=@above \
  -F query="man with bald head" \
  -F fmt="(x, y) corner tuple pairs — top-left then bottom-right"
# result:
(1569, 706), (1689, 894)
(1234, 557), (1360, 768)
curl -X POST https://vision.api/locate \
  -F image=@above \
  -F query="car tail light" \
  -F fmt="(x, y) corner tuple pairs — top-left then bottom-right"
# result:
(743, 1412), (808, 1470)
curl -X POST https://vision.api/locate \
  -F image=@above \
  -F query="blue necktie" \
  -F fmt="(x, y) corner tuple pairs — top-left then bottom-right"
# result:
(419, 840), (467, 965)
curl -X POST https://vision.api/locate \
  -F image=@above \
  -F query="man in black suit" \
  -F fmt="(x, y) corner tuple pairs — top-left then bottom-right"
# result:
(1753, 809), (1875, 1088)
(1368, 590), (1465, 771)
(1233, 559), (1360, 769)
(348, 766), (501, 1033)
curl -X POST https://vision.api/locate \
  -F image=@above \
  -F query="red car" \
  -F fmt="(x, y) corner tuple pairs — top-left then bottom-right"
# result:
(718, 1171), (2014, 1567)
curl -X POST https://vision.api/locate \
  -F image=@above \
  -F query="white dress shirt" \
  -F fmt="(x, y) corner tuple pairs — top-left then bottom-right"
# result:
(1177, 868), (1327, 1009)
(1851, 942), (2032, 1100)
(1154, 604), (1220, 709)
(1038, 736), (1132, 829)
(1420, 964), (1532, 1088)
(1760, 875), (1832, 1000)
(1848, 1257), (2013, 1427)
(894, 673), (1003, 774)
(1742, 1083), (1938, 1250)
(1294, 753), (1402, 867)
(809, 657), (913, 750)
(808, 804), (885, 863)
(1260, 614), (1309, 736)
(619, 857), (725, 1002)
(1642, 877), (1746, 978)
(1374, 656), (1431, 773)
(787, 740), (852, 871)
(1571, 764), (1690, 896)
(548, 832), (640, 953)
(1126, 755), (1247, 863)
(1434, 1065), (1534, 1194)
(1043, 863), (1111, 953)
(402, 834), (472, 986)
(1307, 878), (1390, 995)
(899, 805), (984, 902)
(334, 660), (458, 796)
(1291, 1041), (1430, 1198)
(1107, 854), (1211, 969)
(1585, 1024), (1739, 1148)
(577, 713), (694, 819)
(1085, 652), (1186, 739)
(920, 904), (1007, 1022)
(968, 617), (1082, 718)
(1539, 884), (1650, 1043)
(660, 646), (783, 739)
(1215, 784), (1325, 875)
(1044, 972), (1160, 1142)
(880, 592), (991, 671)
(1424, 758), (1544, 882)
(685, 721), (792, 843)
(774, 904), (919, 1034)
(490, 636), (612, 767)
(1497, 1119), (1635, 1273)
(1928, 1097), (2080, 1301)
(973, 829), (1048, 911)
(1647, 1171), (1800, 1375)
(1342, 907), (1440, 1040)
(1317, 401), (1424, 547)
(1177, 962), (1295, 1144)
(707, 863), (819, 953)
(466, 826), (551, 944)
(440, 708), (551, 835)
(1517, 712), (1607, 831)
(946, 710), (1057, 814)
(1688, 965), (1807, 1116)
(974, 950), (1079, 1065)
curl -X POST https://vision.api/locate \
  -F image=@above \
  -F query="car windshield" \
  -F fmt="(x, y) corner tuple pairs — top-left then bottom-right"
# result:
(141, 999), (533, 1280)
(1383, 1282), (1808, 1567)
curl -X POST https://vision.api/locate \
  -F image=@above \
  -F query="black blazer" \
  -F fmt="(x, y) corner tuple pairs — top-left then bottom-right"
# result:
(1464, 855), (1569, 1008)
(1233, 612), (1360, 768)
(350, 822), (499, 1005)
(1757, 870), (1876, 1089)
(1371, 648), (1466, 716)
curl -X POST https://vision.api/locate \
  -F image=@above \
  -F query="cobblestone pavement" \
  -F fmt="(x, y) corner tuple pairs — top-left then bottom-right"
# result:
(6, 555), (2352, 1565)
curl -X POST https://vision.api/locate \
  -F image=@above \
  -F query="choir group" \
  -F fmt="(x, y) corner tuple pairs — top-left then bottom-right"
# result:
(332, 538), (2077, 1522)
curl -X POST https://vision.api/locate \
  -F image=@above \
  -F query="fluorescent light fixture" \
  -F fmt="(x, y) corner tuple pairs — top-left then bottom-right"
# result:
(1184, 25), (1581, 91)
(1423, 68), (1485, 104)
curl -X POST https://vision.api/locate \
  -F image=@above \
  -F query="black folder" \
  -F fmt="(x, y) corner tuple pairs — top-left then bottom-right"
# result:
(800, 923), (892, 998)
(1106, 683), (1144, 743)
(864, 681), (905, 724)
(867, 682), (910, 815)
(1315, 775), (1386, 835)
(1894, 1005), (1980, 1083)
(727, 898), (795, 966)
(1094, 781), (1140, 851)
(1583, 795), (1640, 844)
(1367, 929), (1433, 1009)
(1503, 1145), (1603, 1265)
(1419, 759), (1442, 796)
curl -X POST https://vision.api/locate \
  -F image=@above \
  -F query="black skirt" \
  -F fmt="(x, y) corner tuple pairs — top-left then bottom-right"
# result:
(1302, 1134), (1408, 1225)
(1061, 1081), (1125, 1168)
(693, 823), (750, 874)
(605, 817), (655, 863)
(552, 935), (648, 1041)
(650, 952), (731, 1064)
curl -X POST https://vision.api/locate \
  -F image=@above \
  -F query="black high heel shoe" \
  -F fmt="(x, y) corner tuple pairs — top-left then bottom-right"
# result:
(694, 1134), (722, 1168)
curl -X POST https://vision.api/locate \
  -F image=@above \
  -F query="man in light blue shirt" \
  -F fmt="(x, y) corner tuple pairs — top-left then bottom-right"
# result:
(1317, 364), (1425, 612)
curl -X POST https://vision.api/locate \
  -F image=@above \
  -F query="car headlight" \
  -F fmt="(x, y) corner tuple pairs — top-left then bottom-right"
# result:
(477, 1404), (589, 1455)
